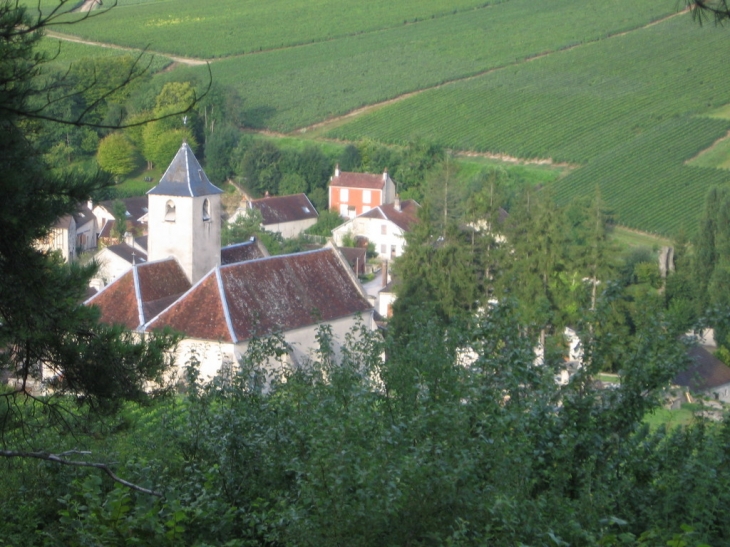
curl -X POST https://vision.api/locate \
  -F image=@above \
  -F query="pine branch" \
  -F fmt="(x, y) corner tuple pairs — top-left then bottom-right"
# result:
(0, 449), (162, 497)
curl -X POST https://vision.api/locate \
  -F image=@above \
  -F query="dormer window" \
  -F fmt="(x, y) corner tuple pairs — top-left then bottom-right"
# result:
(165, 200), (176, 222)
(202, 199), (211, 222)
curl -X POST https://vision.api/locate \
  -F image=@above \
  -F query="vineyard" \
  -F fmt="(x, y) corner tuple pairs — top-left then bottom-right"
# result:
(322, 15), (730, 234)
(160, 0), (679, 132)
(37, 38), (171, 71)
(51, 0), (505, 58)
(553, 117), (730, 236)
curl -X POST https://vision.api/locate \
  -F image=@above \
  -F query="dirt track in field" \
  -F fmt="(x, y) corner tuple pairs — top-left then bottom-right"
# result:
(44, 30), (208, 66)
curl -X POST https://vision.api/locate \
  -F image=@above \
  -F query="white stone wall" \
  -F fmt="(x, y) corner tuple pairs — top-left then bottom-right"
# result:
(76, 220), (97, 253)
(92, 247), (137, 287)
(264, 217), (317, 239)
(332, 217), (406, 260)
(171, 313), (375, 383)
(148, 193), (221, 284)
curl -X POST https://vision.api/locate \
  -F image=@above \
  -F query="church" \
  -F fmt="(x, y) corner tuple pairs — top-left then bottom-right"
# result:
(86, 142), (375, 379)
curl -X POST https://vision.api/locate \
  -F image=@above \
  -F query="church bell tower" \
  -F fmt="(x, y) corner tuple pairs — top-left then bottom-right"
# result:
(147, 142), (223, 284)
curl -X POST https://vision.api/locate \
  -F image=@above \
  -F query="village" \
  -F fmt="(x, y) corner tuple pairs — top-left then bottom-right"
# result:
(32, 141), (730, 414)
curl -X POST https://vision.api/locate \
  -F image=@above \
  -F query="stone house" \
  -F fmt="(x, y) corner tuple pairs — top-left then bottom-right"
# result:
(39, 203), (97, 262)
(231, 193), (319, 239)
(332, 197), (420, 261)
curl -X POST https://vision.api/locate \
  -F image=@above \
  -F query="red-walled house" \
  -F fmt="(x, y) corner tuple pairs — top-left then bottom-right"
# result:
(328, 165), (397, 218)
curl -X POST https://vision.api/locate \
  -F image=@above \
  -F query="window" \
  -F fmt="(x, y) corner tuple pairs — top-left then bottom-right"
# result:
(202, 199), (211, 222)
(381, 244), (386, 255)
(347, 205), (356, 219)
(363, 190), (371, 204)
(381, 224), (387, 235)
(339, 204), (349, 217)
(391, 245), (397, 259)
(165, 200), (176, 222)
(340, 188), (349, 202)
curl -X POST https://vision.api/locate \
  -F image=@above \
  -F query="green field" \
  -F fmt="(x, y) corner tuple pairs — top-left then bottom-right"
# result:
(50, 0), (508, 58)
(36, 37), (172, 72)
(554, 117), (730, 235)
(26, 0), (730, 236)
(323, 15), (730, 235)
(156, 0), (679, 132)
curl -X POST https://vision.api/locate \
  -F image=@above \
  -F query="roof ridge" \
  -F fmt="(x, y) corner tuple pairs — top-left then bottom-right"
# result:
(142, 266), (216, 332)
(216, 266), (237, 344)
(132, 264), (145, 329)
(219, 247), (329, 271)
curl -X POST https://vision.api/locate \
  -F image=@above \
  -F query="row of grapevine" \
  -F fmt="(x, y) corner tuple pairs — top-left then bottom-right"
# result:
(553, 117), (730, 236)
(55, 0), (507, 58)
(161, 0), (680, 132)
(328, 16), (730, 164)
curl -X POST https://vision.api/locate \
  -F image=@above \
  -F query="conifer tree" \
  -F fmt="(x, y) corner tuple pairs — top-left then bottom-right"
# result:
(0, 2), (179, 448)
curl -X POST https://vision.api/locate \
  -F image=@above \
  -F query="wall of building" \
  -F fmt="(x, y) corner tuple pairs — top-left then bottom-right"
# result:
(329, 187), (383, 218)
(148, 193), (221, 284)
(265, 217), (318, 239)
(170, 313), (376, 383)
(332, 217), (406, 260)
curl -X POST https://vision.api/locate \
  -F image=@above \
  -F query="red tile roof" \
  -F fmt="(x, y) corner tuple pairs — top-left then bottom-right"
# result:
(86, 258), (191, 330)
(360, 199), (420, 232)
(330, 171), (387, 190)
(136, 260), (192, 320)
(221, 239), (268, 265)
(87, 271), (140, 329)
(146, 271), (234, 342)
(146, 248), (372, 343)
(249, 194), (318, 224)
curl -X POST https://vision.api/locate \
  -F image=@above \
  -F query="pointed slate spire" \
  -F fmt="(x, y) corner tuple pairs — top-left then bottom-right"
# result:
(148, 141), (223, 197)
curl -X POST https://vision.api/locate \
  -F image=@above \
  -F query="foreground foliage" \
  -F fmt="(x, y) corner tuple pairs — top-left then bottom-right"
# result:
(1, 303), (727, 546)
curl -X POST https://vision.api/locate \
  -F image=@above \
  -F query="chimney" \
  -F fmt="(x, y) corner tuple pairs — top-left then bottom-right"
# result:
(382, 261), (388, 287)
(383, 168), (388, 182)
(335, 163), (340, 178)
(124, 232), (134, 247)
(394, 194), (401, 212)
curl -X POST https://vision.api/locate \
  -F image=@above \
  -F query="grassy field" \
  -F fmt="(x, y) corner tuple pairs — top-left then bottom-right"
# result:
(26, 0), (730, 236)
(157, 0), (679, 132)
(610, 226), (671, 251)
(643, 404), (699, 430)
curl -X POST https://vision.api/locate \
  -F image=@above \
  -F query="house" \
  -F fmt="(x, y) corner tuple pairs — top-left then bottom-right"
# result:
(673, 345), (730, 403)
(231, 193), (318, 238)
(86, 142), (374, 379)
(328, 165), (397, 218)
(332, 197), (420, 261)
(93, 196), (149, 244)
(378, 277), (397, 319)
(337, 246), (367, 276)
(39, 203), (97, 262)
(89, 233), (148, 290)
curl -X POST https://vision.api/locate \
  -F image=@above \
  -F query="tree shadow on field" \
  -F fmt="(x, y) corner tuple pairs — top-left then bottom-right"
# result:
(243, 105), (277, 129)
